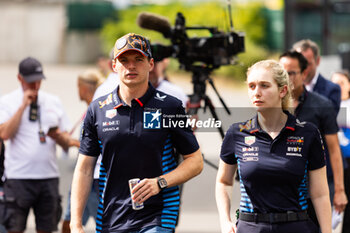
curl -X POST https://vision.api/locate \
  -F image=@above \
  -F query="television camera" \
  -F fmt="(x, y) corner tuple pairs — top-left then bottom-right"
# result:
(138, 11), (245, 140)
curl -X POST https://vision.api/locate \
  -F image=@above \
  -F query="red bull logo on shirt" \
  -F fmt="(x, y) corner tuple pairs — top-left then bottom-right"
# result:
(239, 119), (255, 132)
(286, 136), (304, 145)
(99, 94), (113, 109)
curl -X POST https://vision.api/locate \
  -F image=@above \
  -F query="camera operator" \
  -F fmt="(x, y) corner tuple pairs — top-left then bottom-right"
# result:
(0, 57), (79, 233)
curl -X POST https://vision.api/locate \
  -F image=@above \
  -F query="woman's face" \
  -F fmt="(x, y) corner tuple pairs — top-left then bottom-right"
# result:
(332, 73), (350, 101)
(247, 67), (285, 112)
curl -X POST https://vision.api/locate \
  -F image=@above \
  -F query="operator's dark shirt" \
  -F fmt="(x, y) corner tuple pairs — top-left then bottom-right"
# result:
(220, 112), (325, 213)
(79, 84), (199, 233)
(294, 88), (338, 177)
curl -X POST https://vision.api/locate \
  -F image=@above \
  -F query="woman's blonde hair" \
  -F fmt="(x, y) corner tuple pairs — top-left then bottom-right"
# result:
(78, 69), (104, 92)
(247, 60), (292, 111)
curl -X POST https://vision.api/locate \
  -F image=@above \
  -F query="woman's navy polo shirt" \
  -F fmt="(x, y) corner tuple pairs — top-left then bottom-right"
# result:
(220, 112), (326, 214)
(79, 84), (199, 232)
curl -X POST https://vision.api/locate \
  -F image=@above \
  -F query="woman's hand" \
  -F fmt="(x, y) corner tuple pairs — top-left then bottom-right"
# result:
(220, 220), (236, 233)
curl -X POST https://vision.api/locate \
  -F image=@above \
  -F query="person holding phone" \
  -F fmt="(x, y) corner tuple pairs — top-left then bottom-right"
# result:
(0, 57), (79, 233)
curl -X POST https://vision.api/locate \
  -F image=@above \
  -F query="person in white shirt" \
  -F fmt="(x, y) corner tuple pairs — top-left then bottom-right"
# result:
(0, 57), (79, 233)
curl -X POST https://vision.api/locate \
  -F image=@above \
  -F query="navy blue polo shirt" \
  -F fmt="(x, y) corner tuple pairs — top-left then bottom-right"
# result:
(79, 84), (199, 232)
(220, 112), (325, 213)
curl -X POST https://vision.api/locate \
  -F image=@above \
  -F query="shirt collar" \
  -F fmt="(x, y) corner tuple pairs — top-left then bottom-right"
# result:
(298, 86), (308, 103)
(295, 87), (309, 117)
(240, 111), (296, 134)
(113, 82), (156, 109)
(305, 70), (319, 92)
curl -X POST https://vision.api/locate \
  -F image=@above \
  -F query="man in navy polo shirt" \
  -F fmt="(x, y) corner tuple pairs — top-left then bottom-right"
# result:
(70, 33), (203, 233)
(279, 51), (347, 226)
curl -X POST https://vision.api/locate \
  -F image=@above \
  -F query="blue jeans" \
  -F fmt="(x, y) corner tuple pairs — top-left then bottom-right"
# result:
(129, 226), (174, 233)
(0, 224), (6, 233)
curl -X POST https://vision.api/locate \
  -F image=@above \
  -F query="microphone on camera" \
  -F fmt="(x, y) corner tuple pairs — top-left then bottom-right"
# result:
(29, 99), (38, 122)
(137, 12), (172, 38)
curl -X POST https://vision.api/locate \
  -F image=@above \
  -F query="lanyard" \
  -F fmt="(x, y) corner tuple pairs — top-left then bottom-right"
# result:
(36, 104), (46, 144)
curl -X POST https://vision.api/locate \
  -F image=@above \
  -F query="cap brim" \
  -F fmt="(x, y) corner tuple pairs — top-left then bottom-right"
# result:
(23, 73), (46, 83)
(115, 48), (149, 59)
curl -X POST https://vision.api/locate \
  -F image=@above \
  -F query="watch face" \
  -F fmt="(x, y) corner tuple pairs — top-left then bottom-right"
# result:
(158, 178), (167, 189)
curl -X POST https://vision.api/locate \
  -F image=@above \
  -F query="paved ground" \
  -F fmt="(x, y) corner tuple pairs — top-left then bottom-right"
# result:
(0, 63), (344, 232)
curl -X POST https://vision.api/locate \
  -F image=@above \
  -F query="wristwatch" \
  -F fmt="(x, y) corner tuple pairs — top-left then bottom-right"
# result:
(157, 177), (168, 189)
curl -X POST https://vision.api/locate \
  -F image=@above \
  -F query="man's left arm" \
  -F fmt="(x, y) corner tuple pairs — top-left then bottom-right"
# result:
(47, 127), (80, 151)
(132, 148), (203, 203)
(324, 133), (348, 212)
(46, 98), (80, 150)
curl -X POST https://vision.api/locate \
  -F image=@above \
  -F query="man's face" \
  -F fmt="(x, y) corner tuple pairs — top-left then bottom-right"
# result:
(149, 62), (160, 87)
(279, 56), (304, 96)
(332, 73), (350, 101)
(297, 48), (319, 84)
(19, 75), (41, 94)
(113, 50), (154, 88)
(97, 57), (112, 75)
(77, 79), (88, 102)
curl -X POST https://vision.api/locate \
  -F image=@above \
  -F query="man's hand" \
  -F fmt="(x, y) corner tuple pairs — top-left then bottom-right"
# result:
(47, 128), (80, 150)
(132, 178), (161, 203)
(23, 89), (38, 106)
(0, 90), (38, 140)
(333, 189), (348, 213)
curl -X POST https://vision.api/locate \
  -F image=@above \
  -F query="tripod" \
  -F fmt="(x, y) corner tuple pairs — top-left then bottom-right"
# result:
(186, 65), (231, 170)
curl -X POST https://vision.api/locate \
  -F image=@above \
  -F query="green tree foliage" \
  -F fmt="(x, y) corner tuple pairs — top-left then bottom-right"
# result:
(101, 1), (270, 81)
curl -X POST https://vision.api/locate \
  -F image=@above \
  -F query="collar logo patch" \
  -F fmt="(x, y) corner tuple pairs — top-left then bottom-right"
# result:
(155, 92), (167, 101)
(296, 119), (306, 127)
(143, 109), (161, 129)
(239, 119), (255, 132)
(106, 109), (117, 119)
(99, 94), (113, 108)
(244, 136), (256, 146)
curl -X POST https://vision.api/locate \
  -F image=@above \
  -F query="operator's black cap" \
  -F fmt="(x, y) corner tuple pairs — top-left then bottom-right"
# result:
(19, 57), (46, 83)
(114, 33), (152, 59)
